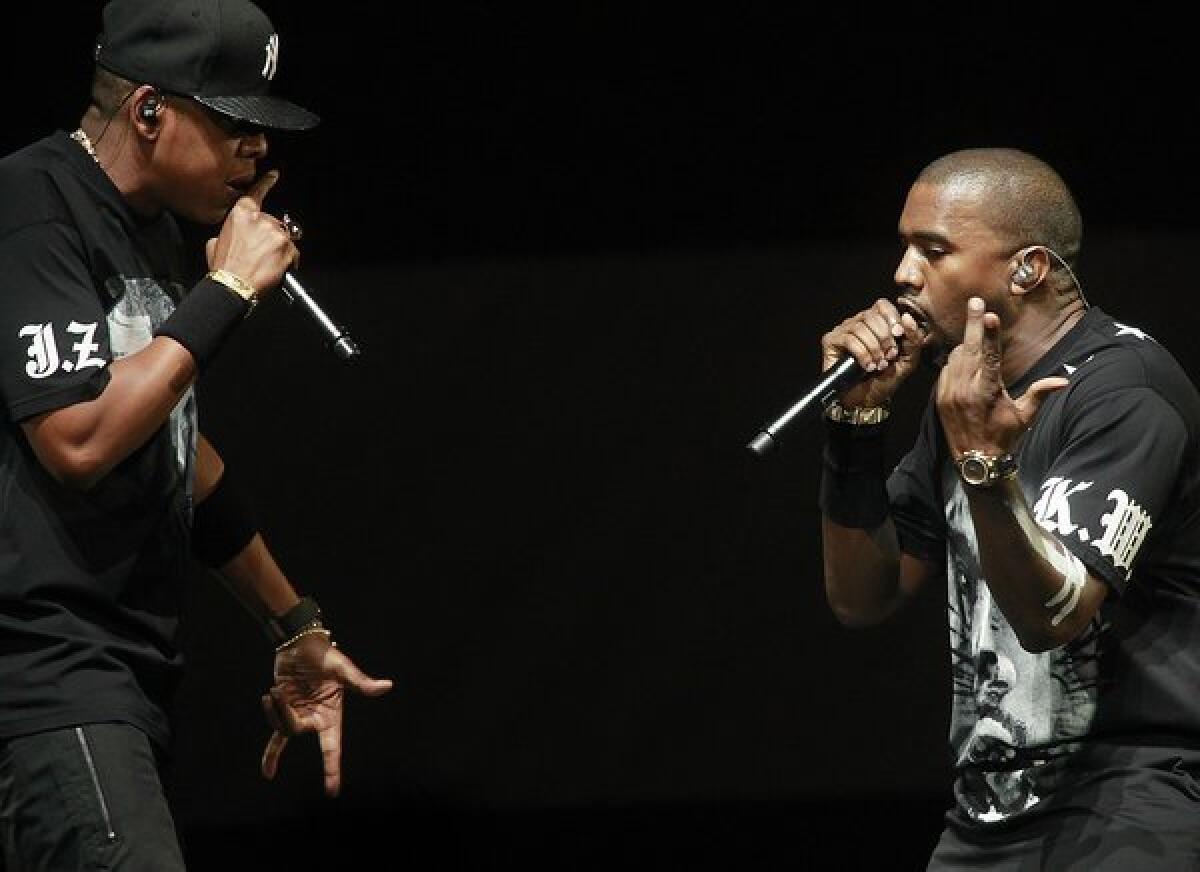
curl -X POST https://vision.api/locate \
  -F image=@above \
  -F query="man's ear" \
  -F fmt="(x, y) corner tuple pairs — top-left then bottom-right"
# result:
(1009, 246), (1050, 295)
(132, 87), (165, 138)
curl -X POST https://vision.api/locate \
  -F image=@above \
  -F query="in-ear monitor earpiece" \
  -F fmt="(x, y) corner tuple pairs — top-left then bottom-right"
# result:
(140, 92), (163, 122)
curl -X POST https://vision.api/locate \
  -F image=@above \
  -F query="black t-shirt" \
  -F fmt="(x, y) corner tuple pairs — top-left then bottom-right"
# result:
(889, 307), (1200, 825)
(0, 132), (198, 748)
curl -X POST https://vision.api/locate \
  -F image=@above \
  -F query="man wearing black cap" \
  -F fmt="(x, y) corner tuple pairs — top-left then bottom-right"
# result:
(0, 1), (391, 868)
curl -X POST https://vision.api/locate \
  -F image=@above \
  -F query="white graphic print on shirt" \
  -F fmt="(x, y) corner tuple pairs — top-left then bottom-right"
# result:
(104, 276), (197, 495)
(944, 476), (1103, 823)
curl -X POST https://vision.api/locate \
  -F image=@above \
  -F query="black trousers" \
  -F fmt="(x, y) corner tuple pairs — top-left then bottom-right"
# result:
(0, 723), (185, 872)
(928, 755), (1200, 871)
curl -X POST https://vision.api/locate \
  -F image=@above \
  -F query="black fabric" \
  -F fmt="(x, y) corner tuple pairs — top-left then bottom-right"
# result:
(190, 466), (259, 568)
(887, 307), (1200, 848)
(0, 132), (200, 748)
(95, 0), (319, 131)
(271, 595), (322, 640)
(0, 723), (186, 871)
(820, 420), (891, 529)
(888, 389), (947, 564)
(154, 276), (249, 369)
(926, 746), (1200, 870)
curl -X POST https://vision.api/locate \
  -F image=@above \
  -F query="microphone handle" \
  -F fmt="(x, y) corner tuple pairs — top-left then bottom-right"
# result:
(282, 272), (361, 362)
(746, 355), (863, 455)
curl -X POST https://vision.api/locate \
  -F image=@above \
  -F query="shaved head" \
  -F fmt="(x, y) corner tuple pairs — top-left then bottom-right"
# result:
(915, 149), (1082, 268)
(89, 66), (138, 117)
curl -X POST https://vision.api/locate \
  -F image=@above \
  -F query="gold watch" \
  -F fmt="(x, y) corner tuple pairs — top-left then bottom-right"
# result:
(957, 450), (1018, 487)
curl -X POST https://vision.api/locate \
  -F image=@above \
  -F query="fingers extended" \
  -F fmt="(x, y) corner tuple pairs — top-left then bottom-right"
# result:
(318, 727), (342, 797)
(261, 730), (289, 780)
(261, 692), (284, 732)
(962, 297), (986, 352)
(243, 169), (280, 209)
(1016, 376), (1070, 425)
(359, 677), (394, 697)
(326, 649), (395, 697)
(981, 310), (1002, 371)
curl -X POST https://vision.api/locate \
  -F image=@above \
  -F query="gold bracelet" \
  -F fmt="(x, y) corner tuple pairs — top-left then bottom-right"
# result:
(275, 625), (332, 652)
(824, 400), (890, 425)
(207, 269), (258, 306)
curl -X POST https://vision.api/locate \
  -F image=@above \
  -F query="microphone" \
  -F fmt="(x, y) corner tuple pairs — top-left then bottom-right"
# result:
(747, 302), (931, 455)
(281, 271), (361, 362)
(275, 213), (360, 362)
(746, 354), (863, 456)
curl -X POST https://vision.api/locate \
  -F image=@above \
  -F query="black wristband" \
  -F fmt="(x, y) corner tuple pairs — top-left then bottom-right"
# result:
(267, 596), (323, 645)
(819, 419), (891, 529)
(822, 417), (889, 471)
(154, 277), (249, 370)
(191, 468), (259, 568)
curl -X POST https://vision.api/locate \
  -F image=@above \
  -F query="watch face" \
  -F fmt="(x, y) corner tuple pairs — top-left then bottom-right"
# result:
(960, 455), (990, 485)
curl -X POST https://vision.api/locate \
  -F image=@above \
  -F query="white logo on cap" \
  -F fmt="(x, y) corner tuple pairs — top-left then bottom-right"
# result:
(262, 33), (279, 81)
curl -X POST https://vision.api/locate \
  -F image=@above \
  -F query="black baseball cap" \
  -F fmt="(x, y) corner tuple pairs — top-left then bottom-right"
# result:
(94, 0), (319, 131)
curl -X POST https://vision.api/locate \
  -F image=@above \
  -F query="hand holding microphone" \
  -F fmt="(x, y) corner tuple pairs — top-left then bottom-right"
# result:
(822, 298), (927, 409)
(747, 298), (927, 455)
(208, 169), (296, 294)
(209, 173), (361, 363)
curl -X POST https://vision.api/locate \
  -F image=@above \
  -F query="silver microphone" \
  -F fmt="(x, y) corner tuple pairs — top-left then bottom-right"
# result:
(279, 213), (361, 363)
(281, 272), (361, 362)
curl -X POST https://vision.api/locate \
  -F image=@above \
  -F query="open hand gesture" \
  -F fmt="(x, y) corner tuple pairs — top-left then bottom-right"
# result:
(936, 297), (1068, 458)
(260, 632), (393, 797)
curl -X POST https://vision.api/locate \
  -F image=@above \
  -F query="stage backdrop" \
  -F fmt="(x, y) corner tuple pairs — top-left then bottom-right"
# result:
(5, 5), (1200, 869)
(170, 230), (1194, 869)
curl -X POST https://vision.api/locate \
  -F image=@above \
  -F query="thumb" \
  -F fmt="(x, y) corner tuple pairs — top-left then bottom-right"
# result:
(354, 677), (394, 697)
(1015, 376), (1069, 427)
(332, 653), (394, 697)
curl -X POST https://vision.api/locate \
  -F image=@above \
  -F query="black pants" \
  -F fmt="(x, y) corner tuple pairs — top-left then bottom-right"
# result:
(928, 755), (1200, 871)
(0, 723), (185, 872)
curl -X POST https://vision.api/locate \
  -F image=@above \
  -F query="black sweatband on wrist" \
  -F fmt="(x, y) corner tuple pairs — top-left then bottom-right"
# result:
(154, 277), (250, 370)
(191, 468), (259, 568)
(819, 419), (891, 529)
(267, 596), (323, 646)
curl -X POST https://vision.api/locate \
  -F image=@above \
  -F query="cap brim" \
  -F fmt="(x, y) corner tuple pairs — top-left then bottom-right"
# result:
(195, 95), (320, 131)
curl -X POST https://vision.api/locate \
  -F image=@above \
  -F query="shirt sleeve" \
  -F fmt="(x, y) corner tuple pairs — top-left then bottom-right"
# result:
(1029, 385), (1186, 595)
(888, 401), (946, 563)
(0, 221), (112, 422)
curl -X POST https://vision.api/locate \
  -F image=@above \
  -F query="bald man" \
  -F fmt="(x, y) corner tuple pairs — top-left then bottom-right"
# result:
(817, 149), (1200, 868)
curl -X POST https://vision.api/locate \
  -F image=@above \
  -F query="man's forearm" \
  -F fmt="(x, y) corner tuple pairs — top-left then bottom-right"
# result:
(818, 409), (934, 625)
(217, 533), (302, 624)
(967, 477), (1107, 651)
(193, 435), (300, 627)
(822, 516), (908, 626)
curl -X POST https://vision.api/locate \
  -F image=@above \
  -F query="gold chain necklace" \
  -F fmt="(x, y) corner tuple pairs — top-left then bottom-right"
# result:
(70, 128), (101, 166)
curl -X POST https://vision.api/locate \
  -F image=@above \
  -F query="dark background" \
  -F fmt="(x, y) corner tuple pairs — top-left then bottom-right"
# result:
(6, 6), (1200, 870)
